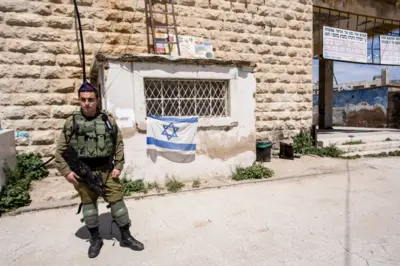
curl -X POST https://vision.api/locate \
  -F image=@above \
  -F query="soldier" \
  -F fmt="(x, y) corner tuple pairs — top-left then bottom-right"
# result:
(54, 82), (144, 258)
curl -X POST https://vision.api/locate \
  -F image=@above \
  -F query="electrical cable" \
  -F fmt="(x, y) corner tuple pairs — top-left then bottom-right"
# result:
(73, 0), (86, 82)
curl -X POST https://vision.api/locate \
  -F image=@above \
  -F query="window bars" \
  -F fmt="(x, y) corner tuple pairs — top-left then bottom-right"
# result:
(144, 78), (229, 117)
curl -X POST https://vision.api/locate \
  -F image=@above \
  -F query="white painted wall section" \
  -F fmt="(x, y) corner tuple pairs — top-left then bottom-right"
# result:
(102, 60), (256, 183)
(0, 129), (17, 190)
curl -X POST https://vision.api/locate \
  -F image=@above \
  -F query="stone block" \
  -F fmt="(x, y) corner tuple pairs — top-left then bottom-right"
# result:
(41, 67), (64, 79)
(0, 79), (20, 93)
(43, 94), (69, 105)
(180, 0), (196, 7)
(53, 5), (74, 16)
(2, 106), (26, 119)
(46, 17), (73, 29)
(16, 145), (56, 158)
(263, 73), (278, 83)
(49, 79), (76, 93)
(232, 2), (246, 13)
(27, 28), (63, 42)
(80, 18), (94, 31)
(30, 131), (56, 145)
(272, 47), (287, 56)
(26, 106), (52, 119)
(52, 105), (78, 118)
(0, 1), (27, 12)
(56, 55), (82, 67)
(1, 120), (35, 131)
(0, 24), (21, 39)
(21, 79), (50, 93)
(0, 52), (24, 65)
(5, 13), (43, 27)
(30, 2), (52, 16)
(114, 22), (132, 33)
(27, 54), (57, 66)
(36, 119), (66, 130)
(12, 66), (41, 78)
(8, 40), (40, 53)
(95, 20), (112, 32)
(12, 93), (41, 106)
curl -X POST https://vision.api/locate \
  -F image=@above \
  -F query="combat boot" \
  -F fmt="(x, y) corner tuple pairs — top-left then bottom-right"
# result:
(87, 226), (103, 258)
(119, 224), (144, 251)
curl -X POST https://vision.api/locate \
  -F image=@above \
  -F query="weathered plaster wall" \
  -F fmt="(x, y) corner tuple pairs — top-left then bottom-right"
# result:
(313, 86), (390, 127)
(102, 60), (256, 181)
(0, 129), (17, 190)
(0, 0), (313, 168)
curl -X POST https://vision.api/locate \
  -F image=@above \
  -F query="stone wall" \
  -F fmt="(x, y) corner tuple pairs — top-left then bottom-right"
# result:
(0, 0), (313, 165)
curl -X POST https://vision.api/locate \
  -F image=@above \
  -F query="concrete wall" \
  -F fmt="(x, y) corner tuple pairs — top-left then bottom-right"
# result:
(0, 129), (17, 190)
(0, 0), (314, 165)
(313, 86), (390, 127)
(102, 60), (256, 182)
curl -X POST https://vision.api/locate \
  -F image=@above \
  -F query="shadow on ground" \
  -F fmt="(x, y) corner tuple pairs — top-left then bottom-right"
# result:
(75, 213), (121, 242)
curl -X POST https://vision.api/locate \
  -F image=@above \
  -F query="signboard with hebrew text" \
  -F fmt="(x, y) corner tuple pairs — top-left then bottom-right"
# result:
(323, 26), (368, 63)
(380, 35), (400, 65)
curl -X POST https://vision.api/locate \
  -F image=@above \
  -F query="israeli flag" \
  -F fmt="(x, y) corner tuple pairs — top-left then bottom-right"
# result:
(146, 115), (198, 162)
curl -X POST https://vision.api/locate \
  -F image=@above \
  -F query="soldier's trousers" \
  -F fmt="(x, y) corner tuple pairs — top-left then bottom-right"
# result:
(73, 168), (131, 229)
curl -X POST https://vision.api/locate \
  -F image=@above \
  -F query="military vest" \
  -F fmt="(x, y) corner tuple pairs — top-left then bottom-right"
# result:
(69, 110), (116, 159)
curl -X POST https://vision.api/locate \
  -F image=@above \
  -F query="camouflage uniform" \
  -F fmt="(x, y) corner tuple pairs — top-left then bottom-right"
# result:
(54, 107), (143, 258)
(55, 110), (125, 206)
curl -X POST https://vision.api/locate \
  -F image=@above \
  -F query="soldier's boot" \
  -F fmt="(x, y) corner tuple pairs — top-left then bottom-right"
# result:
(110, 199), (144, 251)
(119, 224), (145, 251)
(87, 226), (103, 258)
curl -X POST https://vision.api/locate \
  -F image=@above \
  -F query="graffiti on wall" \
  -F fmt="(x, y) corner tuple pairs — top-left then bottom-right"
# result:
(313, 86), (389, 127)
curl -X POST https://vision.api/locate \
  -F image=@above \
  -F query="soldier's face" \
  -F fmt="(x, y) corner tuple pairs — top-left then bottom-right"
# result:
(79, 91), (98, 117)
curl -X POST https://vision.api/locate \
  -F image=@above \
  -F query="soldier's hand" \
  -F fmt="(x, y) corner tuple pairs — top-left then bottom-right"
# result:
(65, 171), (79, 185)
(111, 169), (121, 179)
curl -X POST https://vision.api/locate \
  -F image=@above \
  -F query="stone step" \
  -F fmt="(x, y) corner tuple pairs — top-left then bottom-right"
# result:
(319, 133), (400, 146)
(337, 141), (400, 153)
(342, 147), (400, 157)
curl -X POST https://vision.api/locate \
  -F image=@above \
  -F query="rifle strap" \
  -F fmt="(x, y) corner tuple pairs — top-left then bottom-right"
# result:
(76, 202), (83, 215)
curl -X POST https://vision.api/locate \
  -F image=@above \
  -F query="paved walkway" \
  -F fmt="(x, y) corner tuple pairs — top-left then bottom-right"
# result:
(1, 158), (400, 266)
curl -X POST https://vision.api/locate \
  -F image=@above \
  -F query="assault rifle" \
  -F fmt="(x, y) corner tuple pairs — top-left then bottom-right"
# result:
(61, 146), (105, 198)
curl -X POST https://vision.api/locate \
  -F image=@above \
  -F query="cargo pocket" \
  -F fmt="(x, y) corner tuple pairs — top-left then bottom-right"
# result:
(86, 132), (97, 156)
(96, 122), (106, 156)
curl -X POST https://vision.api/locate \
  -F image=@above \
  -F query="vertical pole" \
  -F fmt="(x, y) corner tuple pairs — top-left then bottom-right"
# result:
(318, 59), (334, 129)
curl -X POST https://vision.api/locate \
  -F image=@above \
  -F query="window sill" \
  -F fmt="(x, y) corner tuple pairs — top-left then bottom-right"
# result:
(136, 117), (238, 133)
(197, 117), (238, 130)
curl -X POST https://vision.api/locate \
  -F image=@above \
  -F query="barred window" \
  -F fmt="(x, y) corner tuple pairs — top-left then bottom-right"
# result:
(144, 78), (229, 117)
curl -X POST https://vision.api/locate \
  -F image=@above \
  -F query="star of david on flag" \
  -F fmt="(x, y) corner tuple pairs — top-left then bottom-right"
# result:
(146, 115), (198, 161)
(161, 122), (179, 140)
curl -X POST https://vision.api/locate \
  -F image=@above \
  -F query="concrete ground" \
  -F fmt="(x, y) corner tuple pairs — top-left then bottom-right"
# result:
(1, 158), (400, 266)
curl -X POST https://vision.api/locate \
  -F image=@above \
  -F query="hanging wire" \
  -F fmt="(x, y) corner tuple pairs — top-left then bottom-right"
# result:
(73, 0), (86, 82)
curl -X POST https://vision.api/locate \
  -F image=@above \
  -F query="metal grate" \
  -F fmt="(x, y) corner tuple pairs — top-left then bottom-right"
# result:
(144, 78), (229, 117)
(313, 5), (400, 65)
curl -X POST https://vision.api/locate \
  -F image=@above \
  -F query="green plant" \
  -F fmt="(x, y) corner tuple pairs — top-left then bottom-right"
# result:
(192, 180), (201, 188)
(121, 178), (146, 196)
(342, 140), (364, 145)
(146, 181), (163, 192)
(364, 151), (400, 158)
(292, 129), (314, 154)
(340, 155), (362, 160)
(292, 129), (344, 158)
(15, 153), (49, 180)
(231, 163), (274, 181)
(0, 153), (49, 213)
(165, 176), (185, 193)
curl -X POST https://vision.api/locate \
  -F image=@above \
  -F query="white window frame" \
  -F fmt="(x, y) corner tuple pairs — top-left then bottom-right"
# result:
(133, 62), (239, 129)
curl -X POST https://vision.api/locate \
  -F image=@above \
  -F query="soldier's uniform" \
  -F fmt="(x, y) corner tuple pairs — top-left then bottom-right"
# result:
(54, 82), (144, 258)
